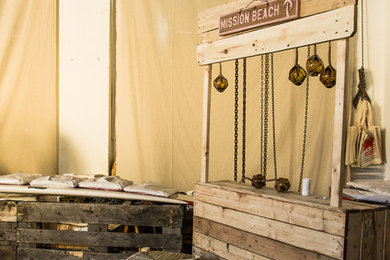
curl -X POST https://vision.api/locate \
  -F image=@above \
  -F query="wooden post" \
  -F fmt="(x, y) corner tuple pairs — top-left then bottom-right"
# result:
(330, 39), (349, 207)
(201, 65), (212, 183)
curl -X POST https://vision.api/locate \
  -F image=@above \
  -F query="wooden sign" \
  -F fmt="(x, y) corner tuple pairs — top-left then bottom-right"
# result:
(219, 0), (300, 36)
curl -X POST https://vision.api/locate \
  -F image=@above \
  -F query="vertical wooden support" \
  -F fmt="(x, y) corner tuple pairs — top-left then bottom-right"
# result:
(330, 39), (349, 207)
(201, 65), (212, 183)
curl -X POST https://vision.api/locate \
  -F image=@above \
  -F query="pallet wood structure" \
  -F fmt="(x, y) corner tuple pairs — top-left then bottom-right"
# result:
(194, 0), (390, 259)
(0, 200), (185, 259)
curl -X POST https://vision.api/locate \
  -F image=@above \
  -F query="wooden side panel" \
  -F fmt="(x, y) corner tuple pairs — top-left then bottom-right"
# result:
(194, 217), (336, 260)
(385, 209), (390, 260)
(194, 232), (271, 260)
(361, 212), (375, 260)
(17, 202), (183, 228)
(197, 5), (355, 65)
(198, 0), (356, 34)
(194, 201), (344, 259)
(195, 183), (346, 236)
(345, 212), (362, 260)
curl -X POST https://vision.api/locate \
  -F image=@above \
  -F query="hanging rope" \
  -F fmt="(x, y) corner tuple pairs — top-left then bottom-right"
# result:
(234, 60), (239, 182)
(298, 46), (311, 192)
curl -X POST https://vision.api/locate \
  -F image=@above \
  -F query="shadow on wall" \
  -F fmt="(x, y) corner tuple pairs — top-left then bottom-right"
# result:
(58, 135), (81, 174)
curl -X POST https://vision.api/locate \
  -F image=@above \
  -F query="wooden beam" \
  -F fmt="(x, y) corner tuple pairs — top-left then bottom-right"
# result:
(198, 0), (356, 34)
(330, 39), (348, 207)
(197, 5), (355, 65)
(201, 65), (212, 183)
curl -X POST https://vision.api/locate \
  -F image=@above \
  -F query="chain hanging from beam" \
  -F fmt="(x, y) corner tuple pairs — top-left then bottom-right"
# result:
(242, 58), (247, 182)
(234, 59), (239, 182)
(298, 45), (311, 192)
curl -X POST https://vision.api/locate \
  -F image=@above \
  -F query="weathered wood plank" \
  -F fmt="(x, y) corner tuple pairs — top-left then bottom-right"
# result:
(195, 183), (346, 236)
(198, 0), (356, 34)
(0, 222), (17, 230)
(17, 202), (183, 228)
(0, 201), (17, 222)
(345, 212), (362, 260)
(201, 65), (212, 183)
(385, 209), (390, 260)
(330, 39), (348, 208)
(194, 232), (271, 260)
(18, 248), (137, 260)
(193, 246), (221, 260)
(197, 5), (355, 65)
(87, 224), (108, 253)
(17, 229), (182, 249)
(194, 217), (336, 260)
(194, 201), (344, 259)
(361, 212), (375, 260)
(0, 245), (16, 260)
(17, 248), (84, 260)
(374, 210), (385, 260)
(195, 181), (380, 212)
(0, 229), (16, 241)
(83, 251), (137, 260)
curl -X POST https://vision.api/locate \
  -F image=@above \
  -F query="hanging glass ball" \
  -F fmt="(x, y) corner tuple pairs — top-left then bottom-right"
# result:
(213, 74), (228, 92)
(320, 64), (337, 88)
(250, 174), (266, 189)
(306, 54), (324, 76)
(289, 64), (307, 86)
(274, 178), (291, 192)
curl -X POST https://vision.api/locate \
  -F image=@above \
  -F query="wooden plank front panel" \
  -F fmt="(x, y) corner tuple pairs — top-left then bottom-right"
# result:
(194, 201), (344, 259)
(17, 229), (182, 249)
(385, 209), (390, 260)
(345, 212), (362, 260)
(195, 183), (346, 236)
(17, 202), (183, 228)
(194, 232), (271, 260)
(194, 217), (336, 260)
(198, 0), (356, 34)
(197, 5), (355, 65)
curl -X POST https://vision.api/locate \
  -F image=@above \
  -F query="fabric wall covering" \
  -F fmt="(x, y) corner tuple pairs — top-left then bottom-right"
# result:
(116, 0), (337, 196)
(0, 0), (57, 175)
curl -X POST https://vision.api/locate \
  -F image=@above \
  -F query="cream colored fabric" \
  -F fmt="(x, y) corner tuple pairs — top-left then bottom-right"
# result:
(116, 0), (337, 196)
(0, 0), (57, 175)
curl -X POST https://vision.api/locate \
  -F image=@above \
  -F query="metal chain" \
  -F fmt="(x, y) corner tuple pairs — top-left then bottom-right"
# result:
(242, 58), (247, 182)
(263, 54), (270, 180)
(298, 46), (310, 192)
(260, 55), (264, 174)
(234, 59), (239, 182)
(271, 53), (278, 180)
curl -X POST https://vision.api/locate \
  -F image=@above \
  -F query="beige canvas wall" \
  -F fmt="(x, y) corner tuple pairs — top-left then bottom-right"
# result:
(116, 0), (338, 196)
(0, 0), (57, 175)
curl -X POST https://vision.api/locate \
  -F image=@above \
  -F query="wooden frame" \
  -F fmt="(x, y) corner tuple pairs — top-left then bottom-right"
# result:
(199, 1), (356, 207)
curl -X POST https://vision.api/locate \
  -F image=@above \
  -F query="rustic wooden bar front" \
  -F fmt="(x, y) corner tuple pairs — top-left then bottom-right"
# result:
(193, 181), (389, 259)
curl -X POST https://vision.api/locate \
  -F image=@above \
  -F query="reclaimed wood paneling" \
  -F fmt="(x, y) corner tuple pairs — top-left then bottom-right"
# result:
(17, 202), (183, 228)
(194, 217), (336, 260)
(195, 182), (346, 236)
